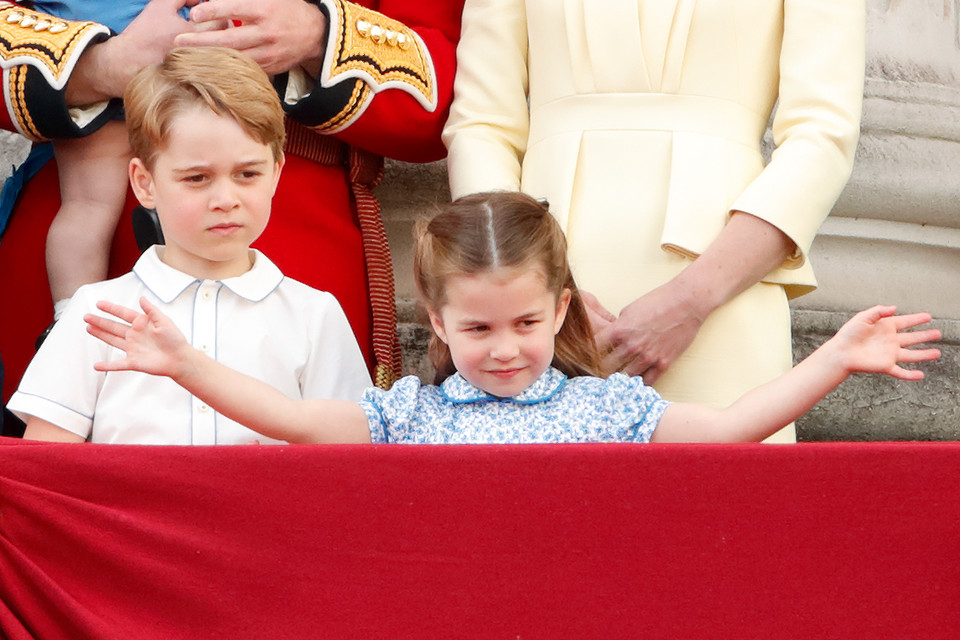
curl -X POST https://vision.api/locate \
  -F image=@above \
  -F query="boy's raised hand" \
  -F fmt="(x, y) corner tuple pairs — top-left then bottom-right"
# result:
(85, 297), (191, 380)
(830, 305), (941, 380)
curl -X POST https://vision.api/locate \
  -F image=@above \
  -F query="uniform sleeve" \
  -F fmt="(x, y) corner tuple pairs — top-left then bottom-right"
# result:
(278, 0), (463, 162)
(0, 3), (116, 141)
(442, 0), (529, 197)
(6, 286), (108, 438)
(730, 0), (865, 276)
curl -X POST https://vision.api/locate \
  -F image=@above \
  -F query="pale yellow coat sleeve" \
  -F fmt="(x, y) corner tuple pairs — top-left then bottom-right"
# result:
(730, 0), (865, 273)
(442, 0), (528, 197)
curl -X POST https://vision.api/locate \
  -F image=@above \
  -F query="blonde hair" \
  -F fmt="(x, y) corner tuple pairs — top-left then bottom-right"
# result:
(124, 47), (285, 169)
(414, 191), (602, 383)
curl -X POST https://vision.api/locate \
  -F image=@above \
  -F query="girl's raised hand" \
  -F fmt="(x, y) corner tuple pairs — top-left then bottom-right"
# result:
(84, 297), (191, 379)
(830, 305), (941, 380)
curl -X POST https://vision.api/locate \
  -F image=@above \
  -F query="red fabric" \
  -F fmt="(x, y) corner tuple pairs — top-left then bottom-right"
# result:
(1, 439), (958, 639)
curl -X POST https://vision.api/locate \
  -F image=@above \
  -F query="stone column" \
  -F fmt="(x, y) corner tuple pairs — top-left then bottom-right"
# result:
(793, 0), (960, 438)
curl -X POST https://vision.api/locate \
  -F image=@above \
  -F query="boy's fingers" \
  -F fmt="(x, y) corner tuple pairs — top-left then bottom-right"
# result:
(84, 313), (128, 338)
(140, 297), (160, 316)
(86, 325), (126, 351)
(96, 300), (139, 323)
(93, 359), (132, 373)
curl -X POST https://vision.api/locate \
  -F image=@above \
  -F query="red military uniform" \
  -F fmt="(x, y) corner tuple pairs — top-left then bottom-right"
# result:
(0, 0), (463, 405)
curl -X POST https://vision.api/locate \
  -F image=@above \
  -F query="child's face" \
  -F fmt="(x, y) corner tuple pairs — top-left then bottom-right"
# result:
(128, 106), (283, 280)
(429, 267), (571, 398)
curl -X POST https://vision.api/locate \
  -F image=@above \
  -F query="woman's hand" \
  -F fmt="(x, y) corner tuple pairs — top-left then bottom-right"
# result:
(67, 0), (203, 105)
(580, 290), (615, 334)
(594, 281), (706, 382)
(85, 297), (194, 381)
(176, 0), (328, 76)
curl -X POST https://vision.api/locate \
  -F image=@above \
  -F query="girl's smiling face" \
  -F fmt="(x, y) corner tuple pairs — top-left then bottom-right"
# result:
(428, 266), (571, 398)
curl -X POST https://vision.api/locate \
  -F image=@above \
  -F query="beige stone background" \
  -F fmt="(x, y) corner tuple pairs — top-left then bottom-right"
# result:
(2, 0), (958, 439)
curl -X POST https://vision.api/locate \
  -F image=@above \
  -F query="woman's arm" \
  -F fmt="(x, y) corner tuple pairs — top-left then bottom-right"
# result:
(596, 212), (795, 380)
(85, 298), (372, 444)
(442, 0), (529, 195)
(650, 306), (940, 443)
(596, 0), (866, 380)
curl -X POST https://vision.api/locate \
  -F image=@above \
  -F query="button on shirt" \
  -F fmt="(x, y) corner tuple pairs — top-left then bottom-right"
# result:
(361, 367), (670, 444)
(10, 247), (371, 444)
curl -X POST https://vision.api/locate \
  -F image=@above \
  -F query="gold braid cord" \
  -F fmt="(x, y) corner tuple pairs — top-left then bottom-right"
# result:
(0, 2), (109, 140)
(315, 0), (436, 132)
(347, 146), (402, 389)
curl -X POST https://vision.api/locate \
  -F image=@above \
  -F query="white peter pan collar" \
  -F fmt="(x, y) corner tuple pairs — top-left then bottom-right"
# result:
(132, 246), (284, 304)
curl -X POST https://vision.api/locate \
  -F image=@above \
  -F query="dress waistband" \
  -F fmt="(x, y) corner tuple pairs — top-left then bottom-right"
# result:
(527, 94), (765, 149)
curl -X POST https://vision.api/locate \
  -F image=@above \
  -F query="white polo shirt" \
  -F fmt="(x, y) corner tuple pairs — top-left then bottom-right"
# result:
(10, 247), (372, 444)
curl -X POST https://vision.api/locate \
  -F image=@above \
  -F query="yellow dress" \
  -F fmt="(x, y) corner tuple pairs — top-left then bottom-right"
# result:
(443, 0), (864, 442)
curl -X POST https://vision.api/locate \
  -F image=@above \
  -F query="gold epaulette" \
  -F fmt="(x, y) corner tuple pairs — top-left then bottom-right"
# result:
(0, 2), (109, 140)
(316, 0), (437, 130)
(0, 2), (108, 89)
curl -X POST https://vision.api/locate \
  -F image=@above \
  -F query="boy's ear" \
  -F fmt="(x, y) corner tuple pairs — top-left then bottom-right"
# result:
(129, 158), (156, 208)
(554, 289), (572, 335)
(427, 308), (449, 344)
(271, 152), (285, 193)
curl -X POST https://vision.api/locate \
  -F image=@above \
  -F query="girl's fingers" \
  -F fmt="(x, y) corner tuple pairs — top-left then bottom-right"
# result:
(899, 328), (941, 348)
(858, 305), (896, 324)
(889, 365), (925, 381)
(898, 347), (941, 364)
(893, 312), (933, 331)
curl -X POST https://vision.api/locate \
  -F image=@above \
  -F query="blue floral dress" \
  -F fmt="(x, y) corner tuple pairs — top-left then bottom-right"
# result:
(361, 367), (670, 444)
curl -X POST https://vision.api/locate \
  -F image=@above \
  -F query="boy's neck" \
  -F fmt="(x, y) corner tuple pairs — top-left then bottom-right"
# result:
(157, 246), (256, 281)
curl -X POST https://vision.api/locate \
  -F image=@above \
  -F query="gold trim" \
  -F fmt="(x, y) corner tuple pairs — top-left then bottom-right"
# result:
(0, 4), (107, 87)
(311, 78), (369, 134)
(10, 64), (41, 140)
(322, 0), (436, 112)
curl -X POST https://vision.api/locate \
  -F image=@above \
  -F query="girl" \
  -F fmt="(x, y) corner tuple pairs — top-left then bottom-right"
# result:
(442, 0), (865, 443)
(84, 192), (940, 445)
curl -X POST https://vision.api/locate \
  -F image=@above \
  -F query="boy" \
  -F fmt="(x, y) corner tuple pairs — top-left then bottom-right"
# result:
(8, 47), (372, 444)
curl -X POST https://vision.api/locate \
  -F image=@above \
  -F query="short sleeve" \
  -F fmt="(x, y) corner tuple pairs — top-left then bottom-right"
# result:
(359, 375), (424, 443)
(7, 285), (108, 437)
(599, 373), (670, 443)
